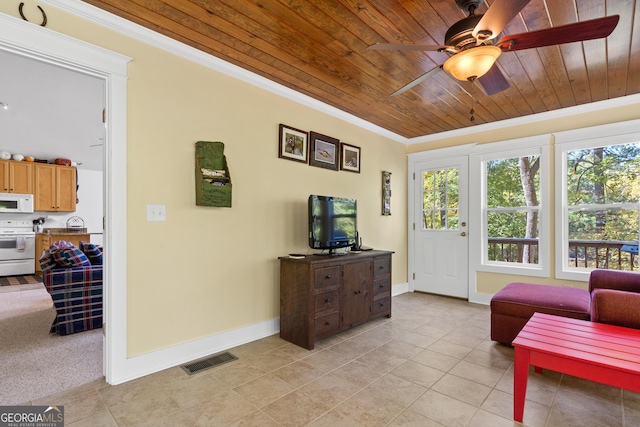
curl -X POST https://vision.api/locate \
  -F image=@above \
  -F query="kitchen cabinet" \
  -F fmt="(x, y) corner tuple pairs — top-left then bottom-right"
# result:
(0, 160), (33, 194)
(35, 232), (90, 273)
(34, 163), (77, 212)
(279, 250), (393, 350)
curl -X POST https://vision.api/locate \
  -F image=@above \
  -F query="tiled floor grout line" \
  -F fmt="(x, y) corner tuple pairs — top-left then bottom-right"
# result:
(33, 293), (639, 426)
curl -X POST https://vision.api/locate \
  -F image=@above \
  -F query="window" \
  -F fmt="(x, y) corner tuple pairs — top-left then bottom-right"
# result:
(486, 156), (541, 264)
(474, 136), (549, 277)
(555, 121), (640, 280)
(564, 143), (639, 273)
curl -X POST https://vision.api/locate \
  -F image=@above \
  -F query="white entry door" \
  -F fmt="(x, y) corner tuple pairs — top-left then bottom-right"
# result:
(414, 156), (469, 298)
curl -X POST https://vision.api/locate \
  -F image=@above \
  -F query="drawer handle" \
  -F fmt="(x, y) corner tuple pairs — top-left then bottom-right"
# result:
(354, 290), (362, 295)
(325, 298), (331, 303)
(325, 321), (331, 326)
(379, 303), (385, 307)
(379, 266), (385, 270)
(325, 275), (331, 279)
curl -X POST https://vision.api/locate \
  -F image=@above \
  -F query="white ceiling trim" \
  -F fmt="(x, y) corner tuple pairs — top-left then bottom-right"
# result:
(41, 0), (640, 146)
(407, 93), (640, 145)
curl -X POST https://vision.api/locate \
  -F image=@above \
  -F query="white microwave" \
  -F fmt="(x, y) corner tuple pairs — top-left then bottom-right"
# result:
(0, 193), (34, 213)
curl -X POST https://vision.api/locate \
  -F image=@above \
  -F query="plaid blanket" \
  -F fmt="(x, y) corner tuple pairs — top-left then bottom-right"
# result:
(43, 265), (103, 335)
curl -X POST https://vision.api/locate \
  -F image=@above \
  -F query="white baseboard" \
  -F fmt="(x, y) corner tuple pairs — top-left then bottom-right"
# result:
(392, 282), (409, 296)
(109, 318), (279, 385)
(112, 282), (411, 384)
(469, 292), (492, 305)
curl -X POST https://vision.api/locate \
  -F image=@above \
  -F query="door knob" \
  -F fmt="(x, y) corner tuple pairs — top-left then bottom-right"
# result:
(460, 231), (467, 237)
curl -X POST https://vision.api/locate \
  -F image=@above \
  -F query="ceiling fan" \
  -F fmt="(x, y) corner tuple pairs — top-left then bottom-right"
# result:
(368, 0), (619, 96)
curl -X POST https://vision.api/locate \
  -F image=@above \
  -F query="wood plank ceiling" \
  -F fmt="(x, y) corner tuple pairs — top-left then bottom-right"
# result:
(82, 0), (640, 139)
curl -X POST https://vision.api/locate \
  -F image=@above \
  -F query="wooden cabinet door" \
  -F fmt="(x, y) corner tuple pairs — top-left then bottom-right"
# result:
(10, 161), (33, 194)
(56, 166), (77, 212)
(0, 160), (34, 193)
(0, 161), (9, 193)
(342, 261), (372, 327)
(34, 234), (51, 274)
(34, 164), (76, 211)
(34, 164), (57, 211)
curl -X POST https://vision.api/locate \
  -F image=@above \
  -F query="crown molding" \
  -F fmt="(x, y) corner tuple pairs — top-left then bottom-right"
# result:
(406, 93), (640, 145)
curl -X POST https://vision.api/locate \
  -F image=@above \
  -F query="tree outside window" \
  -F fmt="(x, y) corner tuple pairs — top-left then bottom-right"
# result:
(565, 143), (640, 271)
(485, 155), (541, 265)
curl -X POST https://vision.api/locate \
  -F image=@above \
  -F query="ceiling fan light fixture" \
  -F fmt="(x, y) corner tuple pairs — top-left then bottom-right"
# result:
(443, 46), (501, 81)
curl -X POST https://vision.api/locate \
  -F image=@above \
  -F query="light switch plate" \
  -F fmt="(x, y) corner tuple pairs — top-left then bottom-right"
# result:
(147, 204), (166, 222)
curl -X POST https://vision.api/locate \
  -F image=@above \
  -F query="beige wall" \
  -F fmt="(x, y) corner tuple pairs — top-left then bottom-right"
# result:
(1, 2), (407, 356)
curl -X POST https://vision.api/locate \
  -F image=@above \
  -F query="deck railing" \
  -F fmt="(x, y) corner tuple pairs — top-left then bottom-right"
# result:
(487, 238), (539, 264)
(487, 238), (638, 271)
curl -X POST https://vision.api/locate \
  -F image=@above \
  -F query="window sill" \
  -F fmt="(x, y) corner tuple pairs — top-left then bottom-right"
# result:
(479, 262), (549, 278)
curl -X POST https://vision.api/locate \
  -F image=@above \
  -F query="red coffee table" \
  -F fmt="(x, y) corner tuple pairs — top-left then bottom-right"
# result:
(512, 312), (640, 422)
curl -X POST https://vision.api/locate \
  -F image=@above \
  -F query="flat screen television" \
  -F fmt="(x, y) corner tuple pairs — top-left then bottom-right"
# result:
(308, 195), (357, 254)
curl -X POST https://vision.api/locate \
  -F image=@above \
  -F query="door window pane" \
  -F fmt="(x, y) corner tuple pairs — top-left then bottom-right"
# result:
(423, 168), (458, 230)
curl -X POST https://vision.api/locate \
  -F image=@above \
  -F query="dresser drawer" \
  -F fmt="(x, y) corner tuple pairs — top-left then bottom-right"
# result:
(373, 257), (390, 277)
(315, 312), (339, 337)
(315, 290), (339, 313)
(373, 277), (390, 296)
(372, 295), (391, 316)
(314, 266), (341, 289)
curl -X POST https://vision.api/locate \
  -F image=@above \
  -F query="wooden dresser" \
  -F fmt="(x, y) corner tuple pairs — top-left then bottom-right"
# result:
(279, 250), (393, 350)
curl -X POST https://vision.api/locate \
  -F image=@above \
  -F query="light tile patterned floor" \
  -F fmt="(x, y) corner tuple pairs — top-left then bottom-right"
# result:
(31, 292), (640, 426)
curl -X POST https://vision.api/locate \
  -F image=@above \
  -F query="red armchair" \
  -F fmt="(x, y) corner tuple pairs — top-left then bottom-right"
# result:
(589, 269), (640, 329)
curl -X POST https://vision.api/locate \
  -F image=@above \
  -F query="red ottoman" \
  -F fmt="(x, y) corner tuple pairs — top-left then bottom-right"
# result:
(490, 282), (591, 345)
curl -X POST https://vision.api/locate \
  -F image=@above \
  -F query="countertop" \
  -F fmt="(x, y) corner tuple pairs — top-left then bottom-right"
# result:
(39, 228), (88, 235)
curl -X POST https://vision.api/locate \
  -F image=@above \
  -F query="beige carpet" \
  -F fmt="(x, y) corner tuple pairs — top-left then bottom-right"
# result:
(0, 284), (103, 405)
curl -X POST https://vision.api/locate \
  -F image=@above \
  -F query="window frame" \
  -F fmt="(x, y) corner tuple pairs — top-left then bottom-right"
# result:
(472, 135), (550, 277)
(554, 120), (640, 281)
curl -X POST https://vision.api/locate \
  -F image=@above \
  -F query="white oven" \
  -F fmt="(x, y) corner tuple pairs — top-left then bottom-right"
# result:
(0, 220), (36, 276)
(0, 193), (34, 213)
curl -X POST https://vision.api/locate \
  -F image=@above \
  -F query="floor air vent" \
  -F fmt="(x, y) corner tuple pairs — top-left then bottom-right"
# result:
(181, 351), (238, 375)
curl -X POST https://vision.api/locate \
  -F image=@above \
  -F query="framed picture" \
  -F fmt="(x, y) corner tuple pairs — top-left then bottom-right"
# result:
(340, 143), (361, 173)
(309, 131), (339, 170)
(278, 124), (308, 163)
(382, 171), (391, 215)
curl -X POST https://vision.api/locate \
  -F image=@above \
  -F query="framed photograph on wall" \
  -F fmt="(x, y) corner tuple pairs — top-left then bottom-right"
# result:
(340, 143), (360, 173)
(309, 131), (339, 170)
(278, 124), (308, 163)
(382, 171), (391, 215)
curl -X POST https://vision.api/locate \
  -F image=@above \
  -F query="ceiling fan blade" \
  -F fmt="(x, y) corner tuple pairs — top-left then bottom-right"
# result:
(477, 66), (510, 95)
(367, 43), (446, 51)
(391, 66), (443, 96)
(496, 15), (620, 52)
(472, 0), (532, 41)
